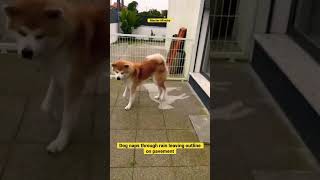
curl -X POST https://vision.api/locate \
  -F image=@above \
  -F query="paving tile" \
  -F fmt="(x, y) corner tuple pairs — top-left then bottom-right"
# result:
(110, 130), (136, 167)
(16, 96), (59, 143)
(137, 108), (165, 129)
(173, 166), (210, 180)
(167, 96), (207, 115)
(135, 130), (172, 167)
(167, 130), (209, 166)
(241, 147), (319, 171)
(230, 106), (304, 149)
(111, 108), (138, 130)
(92, 95), (109, 143)
(212, 147), (254, 180)
(167, 130), (199, 142)
(0, 54), (49, 96)
(2, 144), (90, 180)
(110, 168), (133, 180)
(253, 171), (320, 180)
(88, 144), (107, 180)
(0, 96), (26, 142)
(0, 145), (9, 175)
(133, 167), (175, 180)
(163, 110), (193, 129)
(138, 91), (159, 108)
(16, 96), (93, 144)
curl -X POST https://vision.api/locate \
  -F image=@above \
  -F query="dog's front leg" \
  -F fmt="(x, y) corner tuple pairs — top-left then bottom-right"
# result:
(122, 84), (128, 98)
(125, 84), (137, 110)
(46, 77), (84, 153)
(41, 77), (58, 115)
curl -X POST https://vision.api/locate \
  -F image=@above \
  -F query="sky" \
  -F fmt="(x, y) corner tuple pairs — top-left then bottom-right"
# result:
(111, 0), (168, 12)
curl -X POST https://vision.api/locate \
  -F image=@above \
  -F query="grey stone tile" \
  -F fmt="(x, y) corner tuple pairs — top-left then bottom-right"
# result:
(135, 130), (172, 167)
(111, 108), (138, 130)
(137, 92), (159, 108)
(212, 147), (254, 180)
(173, 166), (210, 180)
(167, 96), (207, 115)
(167, 130), (209, 166)
(230, 107), (304, 149)
(253, 171), (320, 180)
(137, 108), (165, 129)
(167, 130), (199, 142)
(16, 96), (58, 143)
(0, 54), (49, 96)
(88, 144), (107, 180)
(163, 110), (193, 130)
(110, 130), (136, 167)
(2, 144), (90, 180)
(241, 147), (319, 171)
(17, 96), (93, 143)
(133, 167), (176, 180)
(0, 96), (26, 142)
(0, 145), (9, 175)
(92, 95), (108, 143)
(110, 168), (133, 180)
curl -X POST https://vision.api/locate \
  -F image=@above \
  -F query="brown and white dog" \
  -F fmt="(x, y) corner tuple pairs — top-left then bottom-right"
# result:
(3, 0), (108, 153)
(112, 54), (168, 110)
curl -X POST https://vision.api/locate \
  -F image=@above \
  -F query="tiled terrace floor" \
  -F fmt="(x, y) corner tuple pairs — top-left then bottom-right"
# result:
(213, 61), (320, 180)
(110, 79), (210, 180)
(0, 54), (107, 180)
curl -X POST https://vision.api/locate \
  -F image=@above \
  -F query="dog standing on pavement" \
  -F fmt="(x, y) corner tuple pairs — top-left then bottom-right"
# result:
(112, 53), (168, 110)
(3, 0), (108, 153)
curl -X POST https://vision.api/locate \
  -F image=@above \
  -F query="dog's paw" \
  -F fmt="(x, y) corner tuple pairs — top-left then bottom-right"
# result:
(46, 138), (68, 153)
(124, 105), (131, 110)
(154, 95), (160, 100)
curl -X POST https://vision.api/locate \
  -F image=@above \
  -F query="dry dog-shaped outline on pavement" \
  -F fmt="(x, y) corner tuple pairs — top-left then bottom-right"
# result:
(142, 83), (189, 110)
(214, 81), (255, 120)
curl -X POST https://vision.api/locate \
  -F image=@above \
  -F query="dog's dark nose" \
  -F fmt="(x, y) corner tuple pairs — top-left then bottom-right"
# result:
(21, 48), (33, 59)
(117, 77), (121, 80)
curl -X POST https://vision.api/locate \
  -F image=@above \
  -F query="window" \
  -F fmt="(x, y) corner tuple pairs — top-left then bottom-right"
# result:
(288, 0), (320, 63)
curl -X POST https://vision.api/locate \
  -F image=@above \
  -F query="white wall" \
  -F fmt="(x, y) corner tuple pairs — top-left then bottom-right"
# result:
(236, 0), (259, 59)
(270, 0), (292, 33)
(166, 0), (203, 78)
(110, 23), (118, 44)
(132, 26), (166, 37)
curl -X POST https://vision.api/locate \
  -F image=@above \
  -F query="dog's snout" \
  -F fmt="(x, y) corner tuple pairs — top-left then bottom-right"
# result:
(21, 48), (34, 59)
(116, 77), (121, 80)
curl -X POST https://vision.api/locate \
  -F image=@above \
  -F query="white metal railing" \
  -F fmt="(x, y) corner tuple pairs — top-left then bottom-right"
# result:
(110, 33), (193, 80)
(0, 43), (16, 54)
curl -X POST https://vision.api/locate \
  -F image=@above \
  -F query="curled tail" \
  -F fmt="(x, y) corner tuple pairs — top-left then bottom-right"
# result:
(146, 53), (169, 73)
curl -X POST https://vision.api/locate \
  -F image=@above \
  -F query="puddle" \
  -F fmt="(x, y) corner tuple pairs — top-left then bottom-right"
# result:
(142, 83), (190, 110)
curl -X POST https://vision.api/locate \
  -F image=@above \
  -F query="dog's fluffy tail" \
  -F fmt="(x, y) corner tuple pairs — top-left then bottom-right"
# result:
(146, 53), (168, 73)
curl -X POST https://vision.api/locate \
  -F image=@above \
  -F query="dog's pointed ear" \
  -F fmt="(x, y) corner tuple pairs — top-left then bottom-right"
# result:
(124, 64), (130, 68)
(3, 4), (20, 17)
(44, 8), (64, 19)
(111, 63), (116, 68)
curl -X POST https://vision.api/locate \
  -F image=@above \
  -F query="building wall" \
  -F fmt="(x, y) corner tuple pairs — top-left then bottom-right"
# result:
(132, 26), (166, 37)
(110, 23), (119, 43)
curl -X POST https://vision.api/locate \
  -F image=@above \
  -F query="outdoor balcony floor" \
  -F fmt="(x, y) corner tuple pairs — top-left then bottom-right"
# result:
(110, 79), (210, 180)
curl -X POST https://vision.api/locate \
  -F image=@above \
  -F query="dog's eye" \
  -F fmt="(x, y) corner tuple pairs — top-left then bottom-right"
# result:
(121, 72), (124, 74)
(35, 34), (45, 40)
(18, 30), (27, 37)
